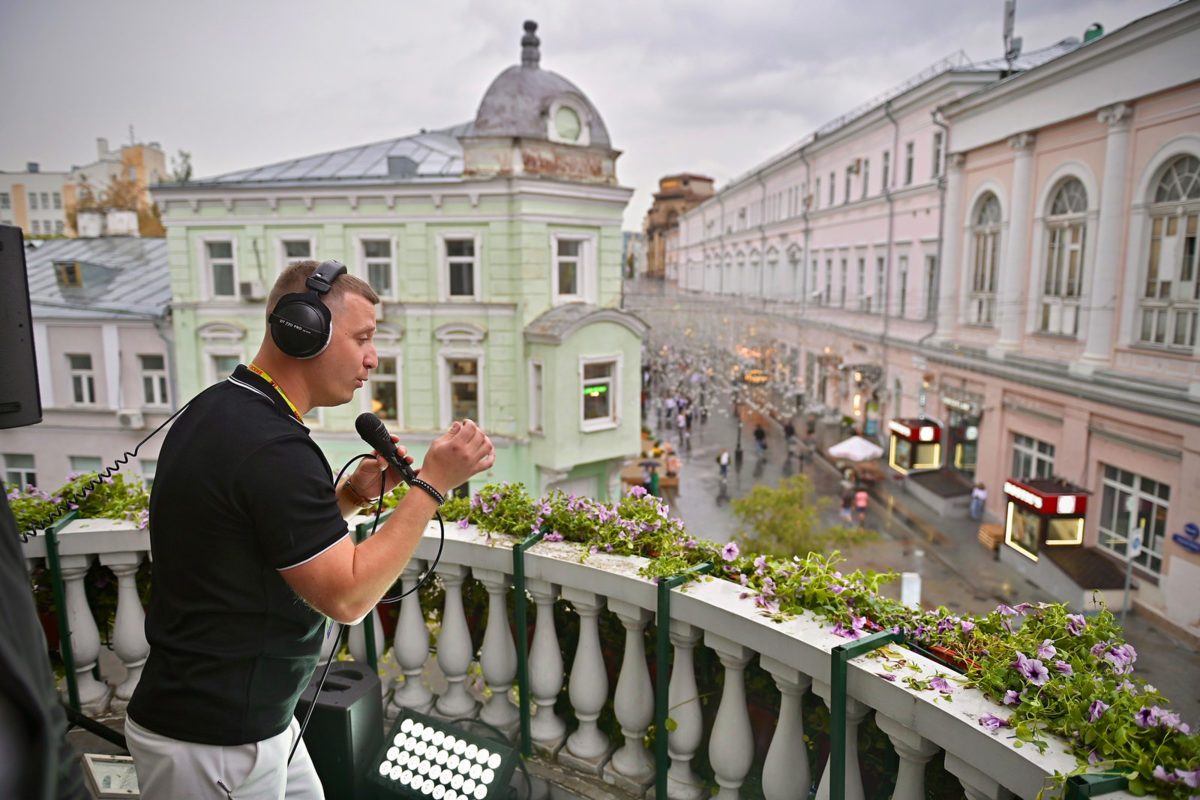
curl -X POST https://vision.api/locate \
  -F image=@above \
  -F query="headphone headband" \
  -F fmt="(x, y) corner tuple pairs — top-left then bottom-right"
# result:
(306, 260), (348, 294)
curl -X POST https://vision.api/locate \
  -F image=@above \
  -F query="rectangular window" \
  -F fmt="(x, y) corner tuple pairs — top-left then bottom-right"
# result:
(371, 355), (399, 422)
(814, 178), (821, 210)
(1097, 465), (1168, 575)
(844, 168), (853, 205)
(282, 239), (311, 266)
(839, 259), (847, 307)
(29, 193), (38, 210)
(31, 221), (40, 235)
(3, 454), (36, 489)
(904, 141), (914, 186)
(881, 151), (890, 192)
(445, 238), (476, 298)
(41, 192), (49, 209)
(556, 238), (582, 297)
(828, 172), (835, 206)
(581, 359), (617, 428)
(876, 257), (886, 315)
(0, 192), (9, 209)
(361, 239), (393, 298)
(931, 132), (944, 178)
(140, 459), (157, 489)
(1011, 433), (1055, 480)
(53, 192), (62, 209)
(206, 240), (236, 297)
(69, 456), (103, 476)
(1139, 213), (1199, 348)
(897, 256), (909, 317)
(824, 259), (832, 305)
(68, 353), (96, 404)
(447, 358), (479, 421)
(529, 361), (544, 434)
(861, 159), (870, 200)
(857, 258), (867, 311)
(140, 354), (169, 405)
(924, 255), (937, 318)
(55, 220), (63, 235)
(210, 354), (240, 384)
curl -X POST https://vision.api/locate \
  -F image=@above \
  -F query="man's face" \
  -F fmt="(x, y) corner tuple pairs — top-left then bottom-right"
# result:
(309, 292), (378, 407)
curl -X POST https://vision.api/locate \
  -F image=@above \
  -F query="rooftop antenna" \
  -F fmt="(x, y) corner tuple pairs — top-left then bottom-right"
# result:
(1003, 0), (1023, 75)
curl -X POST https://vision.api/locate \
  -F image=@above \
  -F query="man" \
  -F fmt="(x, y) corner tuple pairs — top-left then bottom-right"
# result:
(125, 260), (495, 799)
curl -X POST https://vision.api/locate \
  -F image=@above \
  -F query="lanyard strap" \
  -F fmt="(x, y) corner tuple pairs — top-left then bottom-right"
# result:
(247, 363), (303, 422)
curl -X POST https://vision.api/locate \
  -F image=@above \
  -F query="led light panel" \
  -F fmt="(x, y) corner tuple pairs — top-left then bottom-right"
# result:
(369, 710), (518, 799)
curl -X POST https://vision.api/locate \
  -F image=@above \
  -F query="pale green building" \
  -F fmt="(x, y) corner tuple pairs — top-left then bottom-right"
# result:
(151, 22), (646, 500)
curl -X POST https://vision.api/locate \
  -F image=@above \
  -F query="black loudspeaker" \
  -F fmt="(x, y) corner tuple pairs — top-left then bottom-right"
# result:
(294, 660), (384, 800)
(0, 225), (41, 429)
(269, 259), (347, 359)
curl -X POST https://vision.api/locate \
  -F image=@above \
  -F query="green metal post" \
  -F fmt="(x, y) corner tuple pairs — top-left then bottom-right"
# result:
(43, 511), (81, 711)
(829, 629), (901, 800)
(1064, 773), (1129, 799)
(512, 528), (546, 759)
(655, 561), (714, 800)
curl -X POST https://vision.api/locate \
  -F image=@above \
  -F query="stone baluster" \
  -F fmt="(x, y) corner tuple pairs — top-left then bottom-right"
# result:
(812, 679), (870, 800)
(473, 567), (518, 734)
(389, 559), (433, 717)
(760, 655), (812, 800)
(705, 632), (754, 800)
(99, 552), (149, 705)
(58, 554), (109, 708)
(603, 598), (654, 790)
(525, 578), (565, 748)
(943, 754), (1015, 800)
(561, 587), (611, 771)
(434, 563), (477, 719)
(347, 607), (384, 665)
(875, 714), (941, 800)
(665, 621), (705, 800)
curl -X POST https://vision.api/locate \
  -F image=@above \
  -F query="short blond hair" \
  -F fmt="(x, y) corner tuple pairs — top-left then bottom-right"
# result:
(266, 260), (380, 319)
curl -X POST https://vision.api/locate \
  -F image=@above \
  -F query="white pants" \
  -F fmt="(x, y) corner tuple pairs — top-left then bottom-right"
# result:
(126, 716), (324, 800)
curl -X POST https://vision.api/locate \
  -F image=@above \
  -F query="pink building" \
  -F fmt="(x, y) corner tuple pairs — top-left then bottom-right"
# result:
(673, 3), (1200, 638)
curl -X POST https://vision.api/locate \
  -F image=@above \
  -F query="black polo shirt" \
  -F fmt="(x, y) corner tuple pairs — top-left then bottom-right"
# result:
(128, 365), (348, 745)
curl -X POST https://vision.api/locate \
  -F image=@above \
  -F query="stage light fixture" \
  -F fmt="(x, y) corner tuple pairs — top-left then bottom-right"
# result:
(368, 710), (519, 799)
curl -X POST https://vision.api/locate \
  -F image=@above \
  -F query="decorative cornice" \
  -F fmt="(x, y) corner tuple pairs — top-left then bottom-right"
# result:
(1007, 132), (1036, 152)
(1097, 102), (1133, 129)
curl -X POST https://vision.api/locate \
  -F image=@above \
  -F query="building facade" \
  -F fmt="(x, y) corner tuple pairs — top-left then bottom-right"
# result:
(643, 173), (714, 280)
(0, 233), (174, 492)
(671, 3), (1200, 638)
(151, 22), (645, 500)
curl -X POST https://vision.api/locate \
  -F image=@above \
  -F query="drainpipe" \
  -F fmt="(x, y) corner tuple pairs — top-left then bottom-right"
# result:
(881, 100), (900, 429)
(717, 194), (727, 295)
(800, 146), (812, 312)
(153, 309), (178, 414)
(918, 108), (950, 349)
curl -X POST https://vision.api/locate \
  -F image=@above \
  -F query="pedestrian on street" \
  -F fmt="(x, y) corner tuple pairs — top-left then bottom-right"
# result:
(840, 490), (854, 524)
(717, 447), (730, 481)
(970, 482), (988, 521)
(854, 486), (869, 525)
(753, 423), (766, 454)
(783, 419), (796, 454)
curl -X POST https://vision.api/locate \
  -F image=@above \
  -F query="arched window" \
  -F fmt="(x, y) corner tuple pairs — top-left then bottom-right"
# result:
(1040, 178), (1088, 335)
(1139, 155), (1200, 348)
(970, 193), (1002, 325)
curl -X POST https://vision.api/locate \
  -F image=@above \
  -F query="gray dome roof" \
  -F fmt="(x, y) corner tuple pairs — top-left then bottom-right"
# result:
(472, 22), (612, 149)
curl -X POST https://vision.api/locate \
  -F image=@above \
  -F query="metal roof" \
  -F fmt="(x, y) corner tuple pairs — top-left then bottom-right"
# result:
(178, 122), (474, 188)
(23, 237), (170, 320)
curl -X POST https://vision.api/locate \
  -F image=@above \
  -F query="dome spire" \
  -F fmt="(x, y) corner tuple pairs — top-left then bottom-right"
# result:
(521, 20), (540, 68)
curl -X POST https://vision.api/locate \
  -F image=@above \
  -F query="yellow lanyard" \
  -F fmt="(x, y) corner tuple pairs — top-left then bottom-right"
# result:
(247, 363), (303, 422)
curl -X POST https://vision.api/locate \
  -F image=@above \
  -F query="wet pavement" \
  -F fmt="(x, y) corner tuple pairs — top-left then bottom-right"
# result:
(646, 376), (1200, 730)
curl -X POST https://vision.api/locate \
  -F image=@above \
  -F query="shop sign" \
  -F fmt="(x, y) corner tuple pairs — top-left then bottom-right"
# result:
(1005, 481), (1044, 510)
(1172, 522), (1200, 554)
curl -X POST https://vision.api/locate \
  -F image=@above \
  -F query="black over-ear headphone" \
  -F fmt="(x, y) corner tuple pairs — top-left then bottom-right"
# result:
(269, 260), (349, 359)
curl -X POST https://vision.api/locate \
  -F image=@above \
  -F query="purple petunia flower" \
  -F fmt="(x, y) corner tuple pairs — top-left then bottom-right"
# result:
(929, 676), (954, 695)
(1153, 766), (1179, 784)
(1180, 769), (1200, 788)
(543, 530), (563, 542)
(1134, 707), (1156, 728)
(629, 485), (648, 498)
(996, 603), (1017, 616)
(831, 621), (861, 640)
(1003, 690), (1020, 705)
(979, 713), (1009, 731)
(1037, 639), (1057, 659)
(961, 619), (975, 633)
(1065, 614), (1086, 636)
(878, 672), (897, 681)
(721, 542), (739, 562)
(457, 517), (471, 529)
(1014, 653), (1049, 686)
(1053, 660), (1073, 676)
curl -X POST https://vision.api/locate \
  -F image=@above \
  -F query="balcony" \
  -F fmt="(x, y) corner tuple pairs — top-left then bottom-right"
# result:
(24, 499), (1188, 800)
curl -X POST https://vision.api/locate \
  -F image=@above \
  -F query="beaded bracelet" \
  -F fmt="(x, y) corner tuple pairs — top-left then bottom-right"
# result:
(409, 478), (445, 506)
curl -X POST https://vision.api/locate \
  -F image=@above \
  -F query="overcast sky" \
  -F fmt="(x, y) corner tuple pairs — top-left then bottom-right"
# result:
(0, 0), (1173, 230)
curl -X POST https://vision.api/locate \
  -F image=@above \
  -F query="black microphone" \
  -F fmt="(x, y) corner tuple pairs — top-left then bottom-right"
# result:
(355, 412), (417, 484)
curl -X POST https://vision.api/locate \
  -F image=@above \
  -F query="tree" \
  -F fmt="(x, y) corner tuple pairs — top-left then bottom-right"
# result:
(730, 473), (873, 557)
(170, 150), (192, 183)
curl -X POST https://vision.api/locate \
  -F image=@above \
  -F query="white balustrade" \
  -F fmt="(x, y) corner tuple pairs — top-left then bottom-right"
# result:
(389, 559), (433, 716)
(561, 587), (611, 769)
(876, 713), (941, 800)
(100, 552), (148, 704)
(706, 632), (755, 800)
(474, 567), (519, 733)
(525, 578), (566, 746)
(760, 655), (812, 800)
(604, 598), (654, 787)
(665, 621), (706, 800)
(433, 563), (477, 719)
(59, 554), (109, 708)
(813, 679), (870, 800)
(347, 606), (384, 665)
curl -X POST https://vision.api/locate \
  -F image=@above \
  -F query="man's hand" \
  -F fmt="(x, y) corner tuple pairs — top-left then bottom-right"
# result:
(415, 420), (495, 496)
(348, 434), (409, 500)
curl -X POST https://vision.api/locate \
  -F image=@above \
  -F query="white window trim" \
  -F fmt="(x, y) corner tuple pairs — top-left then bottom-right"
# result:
(579, 352), (622, 433)
(960, 181), (1008, 328)
(67, 353), (97, 407)
(355, 232), (399, 301)
(204, 348), (243, 386)
(546, 95), (592, 147)
(550, 231), (597, 304)
(362, 349), (404, 429)
(436, 231), (483, 302)
(437, 349), (485, 429)
(139, 354), (170, 407)
(197, 235), (238, 301)
(1026, 164), (1100, 338)
(528, 358), (544, 435)
(275, 234), (317, 275)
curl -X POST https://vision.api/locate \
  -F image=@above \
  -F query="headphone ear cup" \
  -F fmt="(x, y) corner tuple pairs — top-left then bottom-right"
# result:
(269, 293), (332, 359)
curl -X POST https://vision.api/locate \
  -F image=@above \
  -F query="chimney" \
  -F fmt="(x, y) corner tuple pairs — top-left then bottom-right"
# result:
(97, 137), (110, 159)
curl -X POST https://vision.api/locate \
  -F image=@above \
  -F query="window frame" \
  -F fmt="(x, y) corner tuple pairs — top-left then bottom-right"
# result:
(1134, 154), (1200, 350)
(276, 235), (316, 275)
(528, 359), (544, 435)
(579, 354), (622, 432)
(139, 353), (170, 406)
(355, 233), (398, 301)
(67, 353), (97, 406)
(1097, 464), (1169, 576)
(437, 231), (482, 302)
(969, 192), (1003, 326)
(366, 352), (403, 427)
(3, 453), (37, 489)
(199, 236), (238, 300)
(904, 141), (915, 186)
(440, 353), (483, 428)
(1011, 433), (1055, 480)
(550, 232), (597, 304)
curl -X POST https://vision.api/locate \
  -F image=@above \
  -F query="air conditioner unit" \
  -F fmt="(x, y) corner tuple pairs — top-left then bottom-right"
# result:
(117, 409), (145, 430)
(239, 280), (266, 301)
